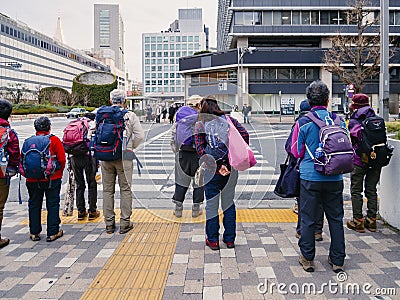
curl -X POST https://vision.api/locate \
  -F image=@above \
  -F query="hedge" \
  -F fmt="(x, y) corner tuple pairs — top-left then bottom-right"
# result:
(72, 71), (117, 107)
(11, 104), (96, 115)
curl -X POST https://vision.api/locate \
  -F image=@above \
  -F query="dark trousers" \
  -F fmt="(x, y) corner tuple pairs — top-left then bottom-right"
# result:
(299, 179), (345, 266)
(350, 165), (381, 219)
(0, 178), (10, 233)
(173, 150), (204, 204)
(71, 155), (98, 213)
(205, 171), (238, 243)
(296, 196), (324, 235)
(27, 179), (62, 237)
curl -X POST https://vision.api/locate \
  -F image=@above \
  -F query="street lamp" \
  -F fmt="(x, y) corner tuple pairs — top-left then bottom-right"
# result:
(237, 47), (256, 109)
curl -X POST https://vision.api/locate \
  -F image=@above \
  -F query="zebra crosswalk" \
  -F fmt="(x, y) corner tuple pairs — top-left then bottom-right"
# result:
(62, 129), (285, 204)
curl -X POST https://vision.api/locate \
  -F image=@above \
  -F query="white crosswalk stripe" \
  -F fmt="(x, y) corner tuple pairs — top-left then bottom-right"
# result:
(64, 131), (284, 202)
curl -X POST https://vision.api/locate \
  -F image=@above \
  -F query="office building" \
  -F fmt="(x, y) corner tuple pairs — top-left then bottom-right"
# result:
(180, 0), (400, 114)
(142, 8), (208, 102)
(0, 13), (109, 99)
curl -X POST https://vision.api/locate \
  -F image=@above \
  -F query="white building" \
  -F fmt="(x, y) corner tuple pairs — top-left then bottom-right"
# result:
(0, 13), (109, 99)
(142, 8), (208, 102)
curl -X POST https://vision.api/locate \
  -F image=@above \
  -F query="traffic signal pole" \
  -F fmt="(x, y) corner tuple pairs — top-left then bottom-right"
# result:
(380, 0), (390, 121)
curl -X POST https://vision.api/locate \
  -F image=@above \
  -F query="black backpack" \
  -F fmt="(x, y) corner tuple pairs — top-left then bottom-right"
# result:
(356, 116), (393, 168)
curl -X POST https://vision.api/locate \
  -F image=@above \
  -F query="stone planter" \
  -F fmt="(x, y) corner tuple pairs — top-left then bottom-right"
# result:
(379, 138), (400, 229)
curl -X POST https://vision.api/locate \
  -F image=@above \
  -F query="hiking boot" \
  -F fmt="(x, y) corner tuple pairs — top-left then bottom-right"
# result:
(78, 210), (88, 221)
(295, 232), (301, 239)
(29, 233), (40, 241)
(206, 239), (220, 251)
(364, 217), (377, 232)
(106, 224), (115, 234)
(299, 254), (314, 272)
(119, 222), (134, 234)
(0, 237), (10, 248)
(173, 203), (183, 218)
(88, 210), (100, 220)
(46, 229), (63, 242)
(314, 233), (323, 241)
(347, 218), (365, 233)
(328, 256), (344, 273)
(292, 202), (298, 214)
(192, 203), (202, 218)
(223, 240), (235, 249)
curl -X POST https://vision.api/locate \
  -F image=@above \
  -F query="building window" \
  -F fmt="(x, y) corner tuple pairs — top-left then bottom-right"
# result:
(157, 36), (162, 43)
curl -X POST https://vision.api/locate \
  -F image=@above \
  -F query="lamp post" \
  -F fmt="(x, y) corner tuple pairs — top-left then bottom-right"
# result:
(379, 0), (389, 121)
(237, 47), (256, 109)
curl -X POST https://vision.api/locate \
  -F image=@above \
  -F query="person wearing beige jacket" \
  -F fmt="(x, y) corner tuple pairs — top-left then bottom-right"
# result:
(99, 89), (144, 235)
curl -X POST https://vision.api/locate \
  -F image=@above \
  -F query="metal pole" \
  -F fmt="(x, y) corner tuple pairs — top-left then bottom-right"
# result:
(237, 48), (241, 108)
(380, 0), (390, 121)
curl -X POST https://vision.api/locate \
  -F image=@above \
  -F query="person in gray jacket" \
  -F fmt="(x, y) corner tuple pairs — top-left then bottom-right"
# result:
(101, 89), (144, 234)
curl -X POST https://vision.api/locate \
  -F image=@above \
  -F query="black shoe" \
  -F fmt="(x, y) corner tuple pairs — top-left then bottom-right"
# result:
(119, 222), (134, 234)
(88, 210), (100, 220)
(106, 224), (115, 234)
(78, 210), (88, 221)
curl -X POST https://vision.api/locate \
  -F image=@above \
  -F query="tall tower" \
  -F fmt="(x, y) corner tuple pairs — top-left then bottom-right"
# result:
(54, 16), (65, 44)
(94, 4), (125, 71)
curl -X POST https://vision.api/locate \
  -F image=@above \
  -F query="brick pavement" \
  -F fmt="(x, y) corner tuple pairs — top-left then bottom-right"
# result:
(0, 202), (399, 300)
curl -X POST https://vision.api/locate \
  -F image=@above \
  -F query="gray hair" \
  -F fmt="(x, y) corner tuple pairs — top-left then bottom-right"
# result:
(306, 80), (329, 107)
(110, 89), (126, 104)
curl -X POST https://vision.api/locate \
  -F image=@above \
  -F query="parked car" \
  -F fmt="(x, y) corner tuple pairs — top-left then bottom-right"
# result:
(66, 108), (87, 118)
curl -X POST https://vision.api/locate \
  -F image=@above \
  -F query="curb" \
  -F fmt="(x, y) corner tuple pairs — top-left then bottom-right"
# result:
(9, 113), (66, 122)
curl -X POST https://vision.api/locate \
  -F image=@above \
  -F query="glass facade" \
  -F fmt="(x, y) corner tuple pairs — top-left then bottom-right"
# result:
(0, 15), (109, 97)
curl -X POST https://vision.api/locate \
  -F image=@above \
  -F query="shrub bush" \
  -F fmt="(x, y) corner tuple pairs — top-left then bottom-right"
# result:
(386, 121), (400, 133)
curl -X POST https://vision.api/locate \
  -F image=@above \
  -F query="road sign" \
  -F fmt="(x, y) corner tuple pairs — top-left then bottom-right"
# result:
(347, 83), (354, 98)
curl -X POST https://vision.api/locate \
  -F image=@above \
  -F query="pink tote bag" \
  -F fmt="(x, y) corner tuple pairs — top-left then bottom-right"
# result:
(226, 116), (257, 171)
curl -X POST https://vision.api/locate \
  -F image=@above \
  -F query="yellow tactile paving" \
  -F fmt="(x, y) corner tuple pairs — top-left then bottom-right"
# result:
(81, 222), (181, 300)
(20, 208), (297, 225)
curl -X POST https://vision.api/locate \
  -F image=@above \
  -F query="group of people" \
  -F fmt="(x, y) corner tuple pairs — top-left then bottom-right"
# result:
(0, 89), (144, 247)
(0, 84), (388, 276)
(287, 80), (386, 273)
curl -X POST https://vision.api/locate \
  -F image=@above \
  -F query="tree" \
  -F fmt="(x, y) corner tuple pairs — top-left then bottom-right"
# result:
(323, 0), (380, 93)
(4, 83), (29, 104)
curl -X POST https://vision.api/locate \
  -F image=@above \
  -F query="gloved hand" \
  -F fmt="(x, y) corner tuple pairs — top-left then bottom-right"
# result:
(6, 166), (17, 177)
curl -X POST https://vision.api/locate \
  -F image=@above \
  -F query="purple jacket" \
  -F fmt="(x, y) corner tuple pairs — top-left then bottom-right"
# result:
(348, 106), (376, 167)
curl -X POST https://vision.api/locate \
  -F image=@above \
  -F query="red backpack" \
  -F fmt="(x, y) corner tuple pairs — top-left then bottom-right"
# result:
(62, 117), (90, 156)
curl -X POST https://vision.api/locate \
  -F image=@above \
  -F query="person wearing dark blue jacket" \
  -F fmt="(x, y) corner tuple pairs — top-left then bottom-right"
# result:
(291, 81), (346, 273)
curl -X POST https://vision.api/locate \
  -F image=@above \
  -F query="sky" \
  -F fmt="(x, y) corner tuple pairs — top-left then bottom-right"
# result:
(1, 0), (218, 81)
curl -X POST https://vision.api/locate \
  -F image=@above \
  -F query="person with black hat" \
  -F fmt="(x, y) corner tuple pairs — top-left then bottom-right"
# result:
(0, 99), (20, 248)
(347, 93), (381, 233)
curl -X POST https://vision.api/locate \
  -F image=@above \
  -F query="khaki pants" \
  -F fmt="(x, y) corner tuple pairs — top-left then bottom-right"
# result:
(101, 160), (133, 227)
(0, 178), (10, 233)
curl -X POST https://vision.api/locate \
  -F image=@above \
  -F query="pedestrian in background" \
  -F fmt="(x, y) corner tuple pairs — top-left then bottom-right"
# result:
(347, 94), (382, 233)
(170, 95), (204, 218)
(195, 96), (249, 250)
(99, 90), (144, 234)
(286, 99), (324, 241)
(291, 81), (346, 273)
(69, 113), (100, 221)
(23, 116), (65, 242)
(242, 103), (251, 123)
(168, 104), (176, 124)
(0, 99), (20, 248)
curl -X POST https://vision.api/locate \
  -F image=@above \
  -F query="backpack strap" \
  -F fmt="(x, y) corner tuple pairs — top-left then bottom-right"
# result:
(306, 111), (339, 128)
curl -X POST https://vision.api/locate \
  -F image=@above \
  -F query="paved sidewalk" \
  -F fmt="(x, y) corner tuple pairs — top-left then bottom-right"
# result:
(0, 201), (399, 300)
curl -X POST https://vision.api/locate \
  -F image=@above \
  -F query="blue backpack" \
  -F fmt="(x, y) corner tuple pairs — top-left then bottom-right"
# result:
(94, 105), (127, 161)
(21, 135), (58, 179)
(175, 106), (198, 147)
(204, 116), (229, 161)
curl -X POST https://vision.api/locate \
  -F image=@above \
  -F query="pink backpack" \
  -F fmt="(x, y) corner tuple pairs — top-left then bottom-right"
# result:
(226, 116), (257, 171)
(62, 118), (90, 156)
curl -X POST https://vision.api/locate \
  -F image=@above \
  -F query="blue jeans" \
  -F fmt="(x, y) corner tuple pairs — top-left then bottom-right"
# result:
(299, 179), (345, 266)
(27, 179), (62, 237)
(204, 171), (238, 243)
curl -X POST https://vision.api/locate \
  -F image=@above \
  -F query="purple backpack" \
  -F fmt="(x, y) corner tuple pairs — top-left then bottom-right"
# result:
(306, 112), (354, 176)
(175, 106), (198, 147)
